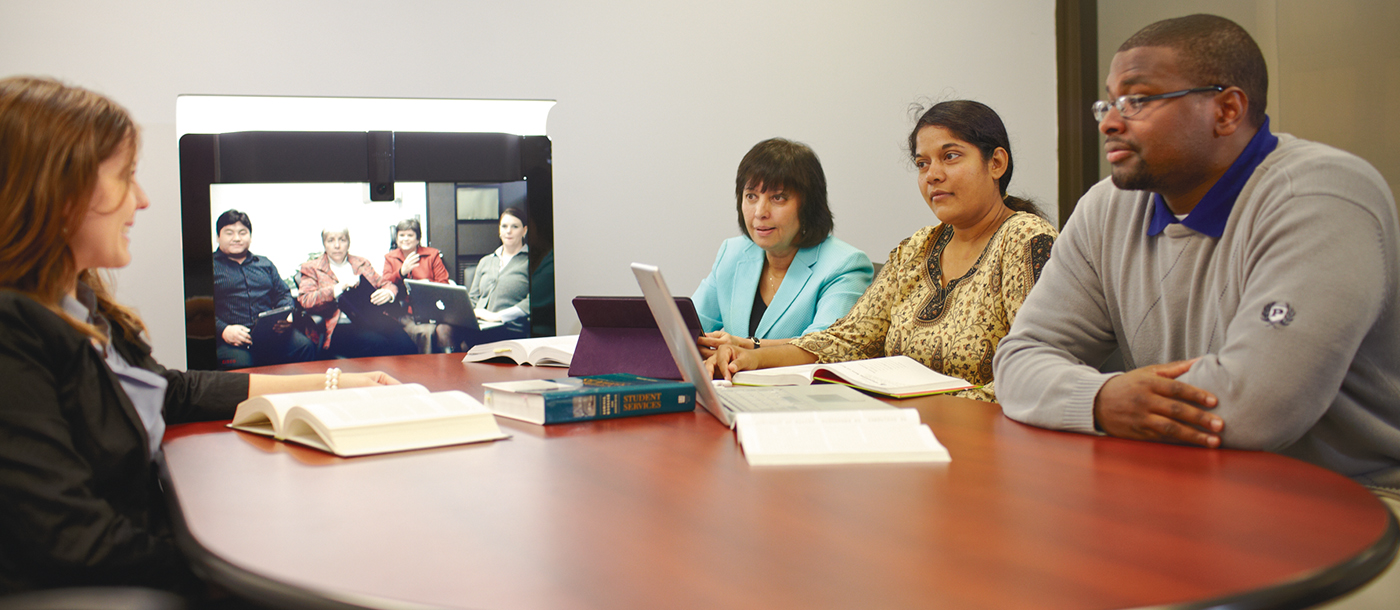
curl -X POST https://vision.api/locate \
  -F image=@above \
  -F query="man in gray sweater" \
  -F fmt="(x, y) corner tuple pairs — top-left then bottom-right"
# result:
(994, 14), (1400, 488)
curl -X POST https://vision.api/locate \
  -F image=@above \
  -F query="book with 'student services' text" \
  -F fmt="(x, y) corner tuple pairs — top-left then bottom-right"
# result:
(482, 373), (695, 425)
(462, 335), (578, 367)
(228, 383), (508, 457)
(731, 355), (976, 399)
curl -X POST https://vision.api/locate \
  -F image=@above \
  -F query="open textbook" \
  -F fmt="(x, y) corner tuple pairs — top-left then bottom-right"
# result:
(730, 355), (975, 399)
(734, 408), (951, 466)
(462, 335), (578, 367)
(228, 384), (507, 457)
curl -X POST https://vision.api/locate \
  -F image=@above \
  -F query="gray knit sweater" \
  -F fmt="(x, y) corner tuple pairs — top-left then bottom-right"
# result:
(994, 134), (1400, 487)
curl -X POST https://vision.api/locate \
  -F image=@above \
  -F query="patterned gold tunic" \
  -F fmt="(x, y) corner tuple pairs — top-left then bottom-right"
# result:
(792, 212), (1056, 401)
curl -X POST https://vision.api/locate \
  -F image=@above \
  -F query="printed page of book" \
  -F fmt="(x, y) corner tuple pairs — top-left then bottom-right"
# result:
(230, 383), (430, 436)
(463, 340), (524, 363)
(730, 363), (820, 386)
(283, 391), (508, 456)
(735, 408), (950, 466)
(483, 378), (584, 394)
(295, 391), (490, 430)
(463, 335), (578, 365)
(822, 356), (970, 393)
(735, 407), (920, 427)
(464, 339), (527, 363)
(524, 334), (578, 365)
(227, 401), (283, 436)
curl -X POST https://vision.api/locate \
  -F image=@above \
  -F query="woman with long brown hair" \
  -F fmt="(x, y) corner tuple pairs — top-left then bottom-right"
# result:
(0, 76), (397, 595)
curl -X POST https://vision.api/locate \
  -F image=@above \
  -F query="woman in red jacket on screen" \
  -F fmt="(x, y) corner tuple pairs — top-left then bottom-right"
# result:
(297, 226), (417, 359)
(380, 217), (458, 352)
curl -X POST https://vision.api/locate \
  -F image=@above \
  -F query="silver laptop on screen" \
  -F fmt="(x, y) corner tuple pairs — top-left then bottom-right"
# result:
(404, 280), (479, 328)
(630, 262), (889, 427)
(404, 280), (504, 331)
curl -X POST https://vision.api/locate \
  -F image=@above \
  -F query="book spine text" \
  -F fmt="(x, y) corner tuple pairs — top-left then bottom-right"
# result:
(542, 384), (695, 424)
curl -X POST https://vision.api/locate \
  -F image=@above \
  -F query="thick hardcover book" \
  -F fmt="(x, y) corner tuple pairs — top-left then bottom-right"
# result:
(462, 335), (578, 367)
(482, 373), (696, 425)
(228, 383), (508, 457)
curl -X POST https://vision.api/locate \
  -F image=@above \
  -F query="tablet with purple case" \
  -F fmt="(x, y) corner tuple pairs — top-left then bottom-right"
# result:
(568, 296), (703, 380)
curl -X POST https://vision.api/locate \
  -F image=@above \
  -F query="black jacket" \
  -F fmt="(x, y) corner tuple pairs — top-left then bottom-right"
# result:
(0, 290), (248, 593)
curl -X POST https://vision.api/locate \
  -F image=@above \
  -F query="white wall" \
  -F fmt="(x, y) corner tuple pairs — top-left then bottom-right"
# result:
(0, 0), (1058, 368)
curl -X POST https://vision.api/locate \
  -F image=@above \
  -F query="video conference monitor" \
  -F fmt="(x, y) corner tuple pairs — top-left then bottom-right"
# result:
(180, 131), (553, 371)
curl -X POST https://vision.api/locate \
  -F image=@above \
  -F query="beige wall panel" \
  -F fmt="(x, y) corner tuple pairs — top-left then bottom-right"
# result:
(1096, 0), (1397, 210)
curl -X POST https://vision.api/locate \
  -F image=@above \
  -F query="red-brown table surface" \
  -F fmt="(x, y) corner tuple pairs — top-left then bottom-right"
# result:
(160, 354), (1397, 610)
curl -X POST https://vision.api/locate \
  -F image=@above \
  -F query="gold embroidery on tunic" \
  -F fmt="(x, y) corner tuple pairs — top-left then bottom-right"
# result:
(791, 212), (1058, 402)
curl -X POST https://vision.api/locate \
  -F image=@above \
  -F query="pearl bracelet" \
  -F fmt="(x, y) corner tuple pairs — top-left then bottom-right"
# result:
(325, 367), (341, 390)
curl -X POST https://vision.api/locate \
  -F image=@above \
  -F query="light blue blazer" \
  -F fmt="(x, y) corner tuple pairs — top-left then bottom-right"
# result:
(692, 235), (873, 340)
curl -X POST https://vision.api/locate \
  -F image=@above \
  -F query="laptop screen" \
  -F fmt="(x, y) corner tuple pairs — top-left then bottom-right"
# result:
(631, 262), (733, 426)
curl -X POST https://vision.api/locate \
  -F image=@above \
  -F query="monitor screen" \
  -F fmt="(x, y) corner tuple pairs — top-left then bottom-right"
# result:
(180, 131), (553, 370)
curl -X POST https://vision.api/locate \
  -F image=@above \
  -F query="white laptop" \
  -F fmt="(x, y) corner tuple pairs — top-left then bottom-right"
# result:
(631, 262), (891, 427)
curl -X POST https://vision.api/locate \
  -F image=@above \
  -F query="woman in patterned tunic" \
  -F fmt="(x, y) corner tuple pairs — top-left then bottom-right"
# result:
(707, 100), (1057, 401)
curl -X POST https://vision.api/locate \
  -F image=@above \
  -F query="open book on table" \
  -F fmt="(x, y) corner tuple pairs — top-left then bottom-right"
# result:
(729, 355), (976, 398)
(734, 408), (951, 466)
(462, 335), (578, 367)
(228, 383), (507, 457)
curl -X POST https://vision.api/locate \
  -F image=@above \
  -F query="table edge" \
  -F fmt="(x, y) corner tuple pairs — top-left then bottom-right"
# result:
(157, 449), (1399, 610)
(1140, 507), (1398, 610)
(157, 454), (454, 610)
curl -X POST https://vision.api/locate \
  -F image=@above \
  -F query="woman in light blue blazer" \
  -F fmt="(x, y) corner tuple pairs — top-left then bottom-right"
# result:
(693, 138), (873, 354)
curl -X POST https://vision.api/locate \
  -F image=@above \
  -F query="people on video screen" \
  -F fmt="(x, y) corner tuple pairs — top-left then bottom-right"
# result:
(380, 218), (460, 353)
(469, 207), (531, 339)
(297, 226), (416, 359)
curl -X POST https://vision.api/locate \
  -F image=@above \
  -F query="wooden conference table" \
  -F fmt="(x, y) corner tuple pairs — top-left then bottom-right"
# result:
(160, 354), (1398, 610)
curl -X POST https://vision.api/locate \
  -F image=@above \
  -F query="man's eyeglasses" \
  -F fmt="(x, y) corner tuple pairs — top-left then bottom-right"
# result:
(1092, 86), (1225, 122)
